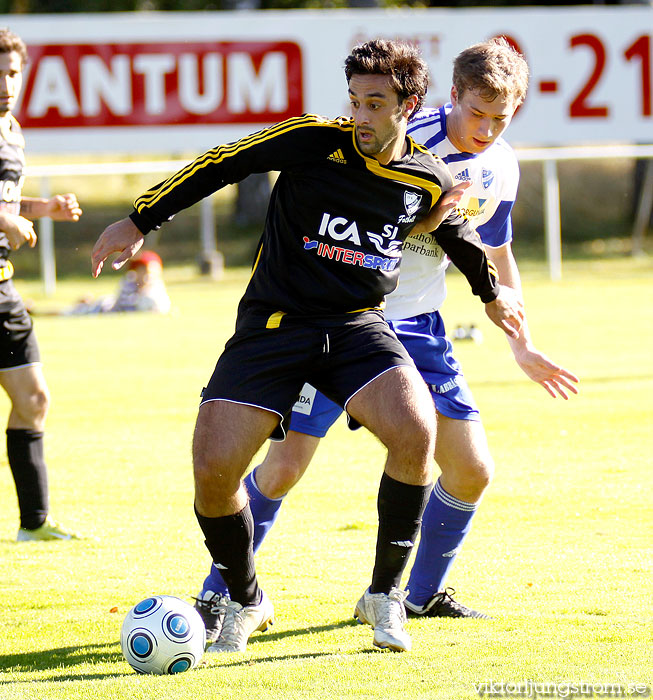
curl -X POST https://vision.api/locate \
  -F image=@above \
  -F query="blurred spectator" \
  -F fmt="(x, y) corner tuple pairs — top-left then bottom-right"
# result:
(66, 251), (170, 315)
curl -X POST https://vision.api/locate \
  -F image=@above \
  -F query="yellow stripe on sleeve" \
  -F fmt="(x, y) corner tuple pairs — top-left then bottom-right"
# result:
(134, 116), (354, 213)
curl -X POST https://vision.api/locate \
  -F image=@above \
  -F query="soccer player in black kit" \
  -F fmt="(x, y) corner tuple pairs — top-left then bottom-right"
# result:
(92, 39), (523, 653)
(0, 29), (83, 542)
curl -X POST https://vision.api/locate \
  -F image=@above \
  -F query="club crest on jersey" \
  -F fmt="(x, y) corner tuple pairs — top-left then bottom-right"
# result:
(482, 169), (494, 189)
(404, 191), (422, 216)
(397, 190), (422, 224)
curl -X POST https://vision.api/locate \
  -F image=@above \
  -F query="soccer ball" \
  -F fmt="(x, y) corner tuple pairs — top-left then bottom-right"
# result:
(120, 595), (206, 674)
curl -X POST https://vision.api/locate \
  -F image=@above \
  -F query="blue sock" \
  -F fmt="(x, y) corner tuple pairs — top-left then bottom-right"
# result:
(200, 467), (284, 597)
(406, 478), (479, 607)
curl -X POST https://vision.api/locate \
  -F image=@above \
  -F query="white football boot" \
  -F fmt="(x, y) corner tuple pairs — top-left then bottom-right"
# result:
(206, 589), (274, 653)
(354, 586), (411, 652)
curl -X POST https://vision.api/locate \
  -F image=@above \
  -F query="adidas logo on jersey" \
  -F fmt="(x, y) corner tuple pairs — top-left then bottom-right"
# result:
(327, 149), (347, 164)
(455, 168), (471, 182)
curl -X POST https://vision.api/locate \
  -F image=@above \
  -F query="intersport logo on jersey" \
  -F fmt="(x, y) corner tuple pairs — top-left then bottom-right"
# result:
(16, 41), (303, 128)
(302, 212), (401, 271)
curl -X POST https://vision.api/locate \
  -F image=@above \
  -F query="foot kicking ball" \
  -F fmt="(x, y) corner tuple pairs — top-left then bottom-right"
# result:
(121, 595), (206, 674)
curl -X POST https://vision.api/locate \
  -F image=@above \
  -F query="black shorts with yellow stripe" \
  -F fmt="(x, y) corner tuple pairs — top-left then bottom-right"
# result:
(200, 309), (414, 440)
(0, 280), (40, 370)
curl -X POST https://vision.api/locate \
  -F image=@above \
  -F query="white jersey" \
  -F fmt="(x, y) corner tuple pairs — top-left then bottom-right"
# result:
(385, 104), (520, 321)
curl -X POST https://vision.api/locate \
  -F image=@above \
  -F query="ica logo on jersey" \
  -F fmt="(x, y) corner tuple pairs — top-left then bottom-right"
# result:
(317, 212), (402, 255)
(301, 211), (401, 271)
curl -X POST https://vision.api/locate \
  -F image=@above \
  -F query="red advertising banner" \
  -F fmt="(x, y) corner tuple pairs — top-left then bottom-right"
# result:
(4, 8), (651, 152)
(16, 41), (304, 128)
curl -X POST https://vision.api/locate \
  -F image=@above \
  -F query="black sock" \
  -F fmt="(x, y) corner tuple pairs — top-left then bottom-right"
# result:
(370, 473), (432, 594)
(195, 502), (260, 606)
(7, 429), (48, 530)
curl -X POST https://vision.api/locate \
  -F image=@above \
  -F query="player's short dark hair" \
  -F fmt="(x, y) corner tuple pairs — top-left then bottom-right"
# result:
(345, 39), (429, 117)
(453, 37), (529, 107)
(0, 28), (28, 68)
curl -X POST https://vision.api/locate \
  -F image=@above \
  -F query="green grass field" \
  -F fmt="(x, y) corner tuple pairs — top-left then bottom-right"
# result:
(0, 257), (651, 700)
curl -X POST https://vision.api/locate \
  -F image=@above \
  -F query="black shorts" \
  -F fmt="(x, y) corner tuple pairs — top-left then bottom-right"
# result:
(201, 310), (414, 439)
(0, 283), (40, 370)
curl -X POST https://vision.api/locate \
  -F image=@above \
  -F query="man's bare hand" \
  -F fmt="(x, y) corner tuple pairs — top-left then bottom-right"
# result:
(1, 212), (37, 249)
(47, 193), (82, 222)
(91, 217), (144, 278)
(514, 345), (580, 399)
(485, 284), (524, 339)
(410, 181), (471, 236)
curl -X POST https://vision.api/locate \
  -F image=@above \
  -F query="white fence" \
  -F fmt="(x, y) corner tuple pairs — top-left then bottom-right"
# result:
(28, 143), (653, 295)
(515, 143), (653, 279)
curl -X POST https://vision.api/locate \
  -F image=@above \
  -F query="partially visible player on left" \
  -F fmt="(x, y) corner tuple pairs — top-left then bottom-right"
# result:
(0, 28), (84, 541)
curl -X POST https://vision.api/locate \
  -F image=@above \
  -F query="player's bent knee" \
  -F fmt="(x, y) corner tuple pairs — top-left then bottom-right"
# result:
(383, 415), (436, 486)
(255, 463), (302, 499)
(442, 456), (494, 502)
(32, 388), (49, 419)
(12, 387), (49, 426)
(192, 425), (248, 501)
(467, 458), (494, 493)
(390, 411), (434, 453)
(472, 449), (495, 484)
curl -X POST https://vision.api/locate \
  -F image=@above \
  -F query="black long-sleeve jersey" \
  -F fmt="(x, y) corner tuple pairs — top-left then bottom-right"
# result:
(0, 116), (25, 261)
(0, 116), (26, 311)
(131, 114), (499, 322)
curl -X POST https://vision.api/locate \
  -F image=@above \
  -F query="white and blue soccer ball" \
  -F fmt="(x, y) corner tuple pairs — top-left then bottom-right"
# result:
(120, 595), (206, 675)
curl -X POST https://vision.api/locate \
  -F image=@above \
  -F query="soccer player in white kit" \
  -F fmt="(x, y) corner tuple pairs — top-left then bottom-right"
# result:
(195, 37), (579, 634)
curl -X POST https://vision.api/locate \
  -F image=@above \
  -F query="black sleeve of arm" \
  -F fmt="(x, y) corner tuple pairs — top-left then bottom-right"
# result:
(130, 196), (171, 235)
(129, 117), (326, 235)
(130, 158), (235, 235)
(432, 212), (500, 303)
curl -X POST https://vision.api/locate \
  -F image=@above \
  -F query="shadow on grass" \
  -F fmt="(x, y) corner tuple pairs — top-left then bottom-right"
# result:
(202, 620), (382, 668)
(0, 642), (128, 682)
(248, 617), (359, 646)
(0, 620), (367, 681)
(205, 648), (380, 670)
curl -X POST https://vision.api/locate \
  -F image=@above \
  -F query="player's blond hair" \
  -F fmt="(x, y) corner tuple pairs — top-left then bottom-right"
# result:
(453, 37), (529, 107)
(345, 39), (429, 117)
(0, 28), (28, 68)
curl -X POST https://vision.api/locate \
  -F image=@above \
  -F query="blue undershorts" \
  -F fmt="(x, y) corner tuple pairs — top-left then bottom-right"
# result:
(289, 310), (480, 437)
